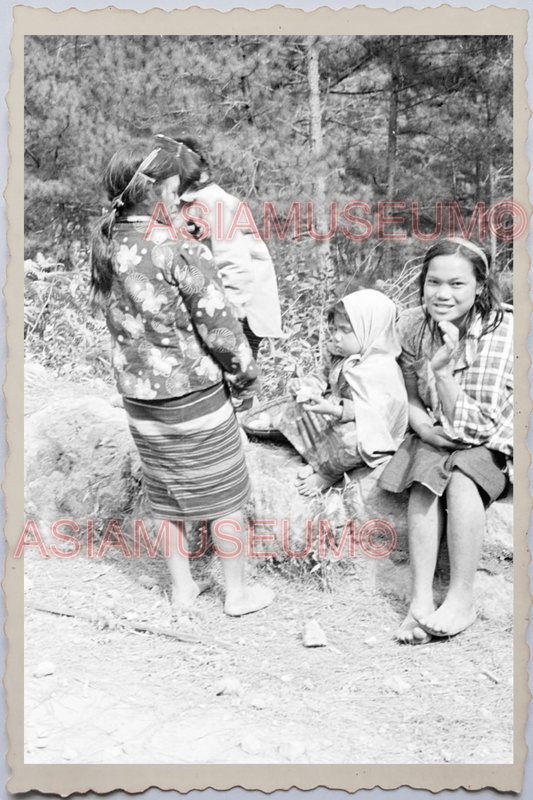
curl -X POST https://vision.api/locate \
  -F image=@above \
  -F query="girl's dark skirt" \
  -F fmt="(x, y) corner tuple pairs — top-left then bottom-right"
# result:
(378, 433), (507, 504)
(123, 383), (250, 520)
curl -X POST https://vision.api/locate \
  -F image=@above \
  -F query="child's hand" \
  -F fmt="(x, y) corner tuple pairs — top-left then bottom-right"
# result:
(290, 375), (327, 401)
(295, 386), (321, 404)
(302, 397), (342, 418)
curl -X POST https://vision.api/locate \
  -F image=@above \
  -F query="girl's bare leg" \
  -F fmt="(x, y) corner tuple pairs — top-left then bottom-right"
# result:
(417, 471), (482, 637)
(397, 483), (443, 644)
(211, 512), (275, 616)
(161, 519), (212, 613)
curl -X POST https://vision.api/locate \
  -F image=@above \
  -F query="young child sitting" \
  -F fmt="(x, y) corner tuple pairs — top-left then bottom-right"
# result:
(154, 133), (283, 361)
(275, 289), (408, 495)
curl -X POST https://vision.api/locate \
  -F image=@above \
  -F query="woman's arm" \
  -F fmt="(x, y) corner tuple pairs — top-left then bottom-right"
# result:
(172, 241), (259, 391)
(431, 316), (513, 450)
(429, 320), (461, 422)
(404, 373), (461, 450)
(433, 370), (460, 422)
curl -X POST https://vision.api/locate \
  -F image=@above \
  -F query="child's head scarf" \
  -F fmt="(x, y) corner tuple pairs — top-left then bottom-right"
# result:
(340, 289), (408, 468)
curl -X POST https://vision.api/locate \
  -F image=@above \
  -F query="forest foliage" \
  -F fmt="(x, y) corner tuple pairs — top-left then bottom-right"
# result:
(24, 35), (514, 385)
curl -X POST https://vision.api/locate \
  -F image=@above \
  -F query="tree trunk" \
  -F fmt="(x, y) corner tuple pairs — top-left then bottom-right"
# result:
(386, 38), (401, 200)
(306, 35), (331, 278)
(385, 38), (401, 278)
(483, 43), (498, 267)
(236, 36), (254, 126)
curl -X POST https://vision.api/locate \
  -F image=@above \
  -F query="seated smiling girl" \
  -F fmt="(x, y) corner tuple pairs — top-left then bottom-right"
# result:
(379, 239), (513, 643)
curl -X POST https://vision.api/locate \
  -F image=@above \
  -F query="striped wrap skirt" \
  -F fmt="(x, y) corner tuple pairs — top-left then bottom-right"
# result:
(123, 382), (251, 520)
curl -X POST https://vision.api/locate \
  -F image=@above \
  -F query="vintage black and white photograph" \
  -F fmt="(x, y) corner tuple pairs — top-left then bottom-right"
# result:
(19, 28), (520, 771)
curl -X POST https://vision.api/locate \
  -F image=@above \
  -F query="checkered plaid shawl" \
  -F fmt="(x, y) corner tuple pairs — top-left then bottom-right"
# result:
(398, 307), (513, 457)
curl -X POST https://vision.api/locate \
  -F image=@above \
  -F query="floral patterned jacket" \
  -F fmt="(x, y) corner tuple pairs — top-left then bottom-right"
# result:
(104, 220), (259, 401)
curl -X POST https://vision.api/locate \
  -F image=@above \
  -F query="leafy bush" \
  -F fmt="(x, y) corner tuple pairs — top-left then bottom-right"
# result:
(24, 249), (113, 382)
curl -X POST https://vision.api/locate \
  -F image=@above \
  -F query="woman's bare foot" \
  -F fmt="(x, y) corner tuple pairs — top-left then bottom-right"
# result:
(171, 578), (213, 616)
(296, 471), (337, 496)
(416, 599), (477, 638)
(224, 584), (275, 617)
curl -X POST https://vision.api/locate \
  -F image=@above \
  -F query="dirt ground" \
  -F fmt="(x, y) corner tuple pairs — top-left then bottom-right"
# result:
(23, 541), (514, 766)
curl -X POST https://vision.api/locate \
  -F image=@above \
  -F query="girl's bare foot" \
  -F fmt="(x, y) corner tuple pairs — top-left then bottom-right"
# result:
(171, 578), (213, 615)
(396, 599), (436, 645)
(296, 471), (337, 496)
(224, 584), (275, 617)
(416, 599), (477, 638)
(396, 610), (432, 645)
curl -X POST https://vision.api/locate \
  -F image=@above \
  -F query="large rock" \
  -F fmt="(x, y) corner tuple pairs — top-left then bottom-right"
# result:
(25, 390), (142, 537)
(245, 440), (350, 555)
(248, 444), (512, 562)
(344, 463), (410, 561)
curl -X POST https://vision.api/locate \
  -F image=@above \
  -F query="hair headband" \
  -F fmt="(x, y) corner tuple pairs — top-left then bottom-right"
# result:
(111, 147), (161, 210)
(153, 133), (194, 160)
(447, 237), (489, 274)
(109, 136), (194, 222)
(154, 134), (210, 188)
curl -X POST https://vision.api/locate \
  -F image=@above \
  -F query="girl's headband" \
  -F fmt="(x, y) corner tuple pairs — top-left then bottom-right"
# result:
(448, 237), (489, 274)
(110, 136), (195, 214)
(111, 147), (161, 210)
(153, 133), (194, 160)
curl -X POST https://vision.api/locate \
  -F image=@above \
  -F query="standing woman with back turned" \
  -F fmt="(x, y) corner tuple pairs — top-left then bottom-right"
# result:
(379, 239), (512, 643)
(91, 137), (274, 617)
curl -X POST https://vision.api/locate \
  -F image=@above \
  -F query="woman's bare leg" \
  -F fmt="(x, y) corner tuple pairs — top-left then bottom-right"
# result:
(417, 471), (482, 637)
(397, 483), (443, 644)
(161, 519), (212, 613)
(211, 512), (275, 616)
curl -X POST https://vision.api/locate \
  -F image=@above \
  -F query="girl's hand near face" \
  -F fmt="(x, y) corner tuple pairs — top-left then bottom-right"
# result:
(430, 321), (463, 423)
(430, 320), (460, 376)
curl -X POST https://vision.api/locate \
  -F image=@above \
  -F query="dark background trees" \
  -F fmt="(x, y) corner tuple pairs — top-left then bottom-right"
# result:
(24, 35), (512, 263)
(24, 35), (513, 377)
